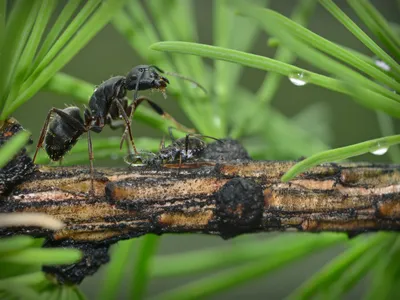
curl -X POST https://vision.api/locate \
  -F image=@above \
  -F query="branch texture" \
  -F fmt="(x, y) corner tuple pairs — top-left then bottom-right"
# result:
(2, 118), (400, 283)
(2, 159), (400, 242)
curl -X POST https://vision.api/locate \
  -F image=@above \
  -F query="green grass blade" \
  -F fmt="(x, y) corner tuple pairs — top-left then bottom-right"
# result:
(256, 0), (317, 104)
(236, 4), (400, 95)
(152, 234), (344, 300)
(232, 0), (317, 139)
(0, 283), (41, 300)
(26, 0), (100, 82)
(376, 112), (400, 163)
(161, 0), (205, 87)
(119, 5), (159, 59)
(4, 0), (57, 110)
(130, 235), (159, 300)
(99, 239), (135, 300)
(289, 233), (394, 300)
(151, 233), (345, 278)
(2, 248), (82, 265)
(328, 238), (391, 298)
(2, 0), (127, 119)
(213, 0), (233, 133)
(0, 0), (6, 47)
(348, 0), (400, 60)
(146, 0), (211, 135)
(281, 134), (400, 182)
(0, 0), (36, 114)
(174, 0), (206, 84)
(43, 72), (95, 103)
(0, 130), (30, 169)
(319, 0), (400, 76)
(150, 42), (400, 118)
(71, 286), (87, 300)
(32, 0), (82, 70)
(0, 272), (46, 286)
(212, 0), (269, 135)
(365, 237), (400, 300)
(0, 236), (35, 254)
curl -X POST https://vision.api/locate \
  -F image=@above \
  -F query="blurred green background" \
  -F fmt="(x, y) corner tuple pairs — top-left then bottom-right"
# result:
(11, 0), (400, 299)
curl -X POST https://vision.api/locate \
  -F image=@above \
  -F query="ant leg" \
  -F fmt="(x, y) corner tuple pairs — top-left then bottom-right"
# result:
(133, 96), (195, 133)
(159, 135), (165, 151)
(113, 99), (139, 155)
(133, 71), (145, 101)
(105, 112), (133, 154)
(87, 130), (95, 196)
(118, 96), (194, 151)
(33, 109), (54, 163)
(185, 134), (190, 158)
(168, 127), (177, 142)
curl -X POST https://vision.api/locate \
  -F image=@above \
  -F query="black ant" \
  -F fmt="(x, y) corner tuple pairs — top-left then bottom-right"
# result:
(124, 127), (222, 168)
(32, 65), (205, 195)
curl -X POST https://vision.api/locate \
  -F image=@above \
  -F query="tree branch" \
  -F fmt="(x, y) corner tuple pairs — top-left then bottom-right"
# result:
(2, 159), (400, 243)
(2, 117), (400, 284)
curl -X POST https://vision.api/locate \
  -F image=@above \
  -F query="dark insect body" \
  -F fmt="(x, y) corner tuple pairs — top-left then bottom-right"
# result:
(33, 65), (205, 195)
(124, 127), (222, 167)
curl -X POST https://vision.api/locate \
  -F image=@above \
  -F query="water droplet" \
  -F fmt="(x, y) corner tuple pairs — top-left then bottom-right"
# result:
(288, 72), (308, 86)
(371, 147), (388, 155)
(110, 153), (119, 160)
(191, 82), (197, 89)
(370, 142), (389, 155)
(374, 59), (390, 71)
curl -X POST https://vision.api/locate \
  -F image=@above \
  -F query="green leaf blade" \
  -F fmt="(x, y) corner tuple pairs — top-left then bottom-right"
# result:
(281, 134), (400, 182)
(0, 130), (30, 169)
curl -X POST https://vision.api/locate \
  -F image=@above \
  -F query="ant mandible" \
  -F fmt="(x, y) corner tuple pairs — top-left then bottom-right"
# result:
(32, 65), (206, 195)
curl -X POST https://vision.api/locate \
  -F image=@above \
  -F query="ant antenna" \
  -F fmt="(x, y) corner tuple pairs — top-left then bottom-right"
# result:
(168, 126), (223, 144)
(150, 65), (208, 95)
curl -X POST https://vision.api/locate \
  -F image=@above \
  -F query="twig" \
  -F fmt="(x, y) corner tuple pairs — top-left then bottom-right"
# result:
(2, 160), (400, 243)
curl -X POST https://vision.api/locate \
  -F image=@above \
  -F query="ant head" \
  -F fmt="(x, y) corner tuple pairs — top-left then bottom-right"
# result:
(125, 65), (170, 92)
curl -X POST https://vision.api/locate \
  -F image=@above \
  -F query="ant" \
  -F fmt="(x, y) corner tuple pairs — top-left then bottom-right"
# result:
(124, 127), (222, 168)
(32, 65), (206, 195)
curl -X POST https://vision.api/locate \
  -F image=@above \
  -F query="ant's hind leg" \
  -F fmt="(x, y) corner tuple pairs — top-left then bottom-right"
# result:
(33, 109), (55, 163)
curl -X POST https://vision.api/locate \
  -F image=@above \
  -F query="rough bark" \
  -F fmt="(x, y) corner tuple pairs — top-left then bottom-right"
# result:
(2, 159), (400, 243)
(2, 117), (400, 284)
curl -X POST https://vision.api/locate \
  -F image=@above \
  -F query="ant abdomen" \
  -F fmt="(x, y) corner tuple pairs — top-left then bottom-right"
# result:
(44, 107), (84, 161)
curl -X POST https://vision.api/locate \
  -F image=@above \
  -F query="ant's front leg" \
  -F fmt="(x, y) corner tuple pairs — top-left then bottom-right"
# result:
(112, 98), (139, 155)
(106, 114), (133, 155)
(118, 96), (195, 149)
